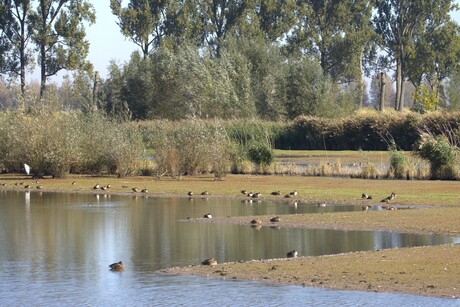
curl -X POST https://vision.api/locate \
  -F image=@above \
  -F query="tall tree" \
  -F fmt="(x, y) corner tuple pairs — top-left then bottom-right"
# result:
(30, 0), (95, 97)
(110, 0), (171, 57)
(373, 0), (456, 111)
(0, 0), (32, 99)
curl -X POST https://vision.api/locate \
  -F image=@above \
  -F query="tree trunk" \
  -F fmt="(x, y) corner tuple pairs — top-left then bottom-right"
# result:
(40, 43), (46, 98)
(92, 71), (100, 111)
(379, 72), (385, 111)
(358, 49), (364, 108)
(395, 58), (402, 111)
(399, 79), (405, 111)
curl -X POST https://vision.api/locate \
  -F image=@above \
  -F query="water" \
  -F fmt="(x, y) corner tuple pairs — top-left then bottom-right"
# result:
(0, 190), (458, 306)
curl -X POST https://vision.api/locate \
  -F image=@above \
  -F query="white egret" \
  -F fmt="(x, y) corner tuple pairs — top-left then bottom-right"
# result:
(24, 163), (30, 175)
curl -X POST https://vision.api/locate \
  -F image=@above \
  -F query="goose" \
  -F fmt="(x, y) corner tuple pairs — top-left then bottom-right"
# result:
(381, 192), (396, 203)
(109, 261), (125, 271)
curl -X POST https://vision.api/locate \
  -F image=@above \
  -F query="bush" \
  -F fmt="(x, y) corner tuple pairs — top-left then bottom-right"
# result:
(388, 146), (410, 179)
(417, 133), (458, 180)
(247, 142), (274, 173)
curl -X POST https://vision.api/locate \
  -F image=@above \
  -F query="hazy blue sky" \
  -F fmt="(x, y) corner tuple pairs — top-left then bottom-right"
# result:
(34, 1), (460, 83)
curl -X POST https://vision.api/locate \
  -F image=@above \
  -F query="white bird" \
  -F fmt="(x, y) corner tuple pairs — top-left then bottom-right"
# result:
(24, 163), (30, 175)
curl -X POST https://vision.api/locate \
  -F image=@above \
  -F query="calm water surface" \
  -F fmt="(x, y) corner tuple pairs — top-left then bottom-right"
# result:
(0, 190), (458, 306)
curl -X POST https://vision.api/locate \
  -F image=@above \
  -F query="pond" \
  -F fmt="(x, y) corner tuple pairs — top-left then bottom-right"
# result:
(0, 190), (458, 306)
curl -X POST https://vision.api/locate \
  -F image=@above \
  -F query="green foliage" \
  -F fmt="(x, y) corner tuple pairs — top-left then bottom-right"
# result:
(416, 133), (458, 180)
(411, 85), (439, 114)
(388, 146), (410, 179)
(247, 142), (275, 172)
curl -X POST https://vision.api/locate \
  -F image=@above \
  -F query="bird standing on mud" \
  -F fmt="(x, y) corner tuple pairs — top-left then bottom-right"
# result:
(381, 192), (396, 203)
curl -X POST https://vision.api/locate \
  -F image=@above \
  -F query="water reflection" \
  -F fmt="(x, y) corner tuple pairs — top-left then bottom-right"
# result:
(0, 190), (458, 305)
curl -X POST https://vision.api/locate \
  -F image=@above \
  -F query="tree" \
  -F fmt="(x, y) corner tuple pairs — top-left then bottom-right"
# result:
(110, 0), (170, 58)
(0, 0), (33, 99)
(30, 0), (95, 97)
(368, 72), (396, 109)
(407, 21), (460, 99)
(373, 0), (456, 111)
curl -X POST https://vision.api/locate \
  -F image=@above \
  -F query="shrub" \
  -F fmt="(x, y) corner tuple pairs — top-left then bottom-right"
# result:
(388, 146), (410, 179)
(417, 133), (459, 180)
(247, 142), (274, 173)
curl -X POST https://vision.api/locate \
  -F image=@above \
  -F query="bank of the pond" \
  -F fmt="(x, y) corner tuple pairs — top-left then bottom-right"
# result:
(1, 173), (460, 298)
(160, 244), (460, 299)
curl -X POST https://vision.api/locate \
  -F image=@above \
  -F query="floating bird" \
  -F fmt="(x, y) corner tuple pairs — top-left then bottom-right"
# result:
(24, 163), (30, 175)
(203, 213), (212, 218)
(270, 216), (280, 223)
(250, 218), (262, 225)
(287, 250), (298, 258)
(386, 205), (398, 211)
(317, 203), (326, 208)
(201, 258), (217, 266)
(109, 261), (125, 271)
(381, 192), (396, 203)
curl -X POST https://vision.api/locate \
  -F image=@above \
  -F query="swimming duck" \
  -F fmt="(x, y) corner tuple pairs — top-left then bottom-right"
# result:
(287, 250), (298, 258)
(201, 258), (217, 266)
(109, 261), (125, 271)
(317, 203), (326, 208)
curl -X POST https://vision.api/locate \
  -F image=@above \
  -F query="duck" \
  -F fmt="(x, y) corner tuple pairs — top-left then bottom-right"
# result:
(271, 191), (281, 196)
(203, 213), (212, 219)
(270, 216), (280, 223)
(362, 204), (372, 212)
(131, 187), (138, 193)
(250, 218), (262, 225)
(317, 202), (326, 208)
(36, 185), (43, 189)
(381, 192), (396, 203)
(187, 191), (193, 197)
(141, 188), (148, 193)
(287, 250), (298, 258)
(109, 261), (125, 271)
(252, 192), (261, 198)
(289, 191), (298, 196)
(241, 190), (248, 195)
(201, 258), (217, 266)
(93, 184), (100, 190)
(362, 193), (368, 199)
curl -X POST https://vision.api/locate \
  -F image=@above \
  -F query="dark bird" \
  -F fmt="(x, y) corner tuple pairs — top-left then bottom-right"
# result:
(287, 250), (298, 258)
(141, 188), (148, 193)
(270, 216), (280, 223)
(109, 261), (125, 271)
(290, 191), (298, 196)
(72, 181), (76, 185)
(201, 258), (217, 266)
(131, 187), (138, 193)
(187, 191), (193, 197)
(241, 190), (248, 195)
(93, 184), (100, 190)
(203, 213), (212, 219)
(381, 192), (396, 203)
(271, 191), (281, 196)
(36, 185), (43, 189)
(362, 193), (368, 199)
(317, 203), (326, 208)
(250, 218), (262, 225)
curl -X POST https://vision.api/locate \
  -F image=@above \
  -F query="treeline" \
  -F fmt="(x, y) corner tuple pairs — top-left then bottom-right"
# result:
(1, 1), (460, 120)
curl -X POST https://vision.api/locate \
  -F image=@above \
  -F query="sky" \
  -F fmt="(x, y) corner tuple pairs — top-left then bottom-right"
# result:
(35, 1), (460, 83)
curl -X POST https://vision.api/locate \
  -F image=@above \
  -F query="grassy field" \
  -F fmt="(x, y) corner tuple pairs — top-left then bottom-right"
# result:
(1, 149), (459, 298)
